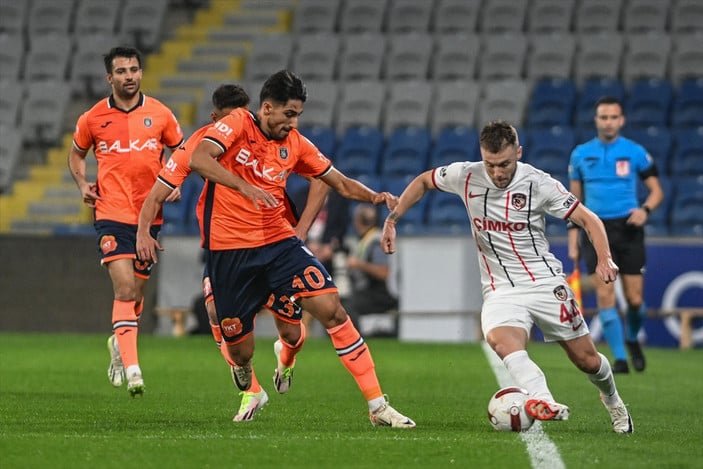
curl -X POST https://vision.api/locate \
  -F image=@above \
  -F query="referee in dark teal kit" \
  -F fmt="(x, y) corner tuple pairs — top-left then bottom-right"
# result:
(567, 96), (664, 373)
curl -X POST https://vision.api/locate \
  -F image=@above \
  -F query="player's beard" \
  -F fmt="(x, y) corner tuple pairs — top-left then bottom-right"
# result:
(116, 81), (140, 101)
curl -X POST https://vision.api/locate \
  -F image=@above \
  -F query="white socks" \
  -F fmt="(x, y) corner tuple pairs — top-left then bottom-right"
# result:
(588, 352), (620, 406)
(503, 350), (553, 401)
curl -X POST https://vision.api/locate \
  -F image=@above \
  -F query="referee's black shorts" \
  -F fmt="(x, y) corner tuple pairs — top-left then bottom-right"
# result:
(580, 217), (646, 276)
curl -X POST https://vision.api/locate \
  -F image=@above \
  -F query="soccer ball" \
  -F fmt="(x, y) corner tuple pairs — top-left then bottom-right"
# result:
(487, 387), (535, 432)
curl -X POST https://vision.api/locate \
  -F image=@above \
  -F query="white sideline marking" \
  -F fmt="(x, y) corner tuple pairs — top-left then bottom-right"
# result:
(481, 342), (565, 469)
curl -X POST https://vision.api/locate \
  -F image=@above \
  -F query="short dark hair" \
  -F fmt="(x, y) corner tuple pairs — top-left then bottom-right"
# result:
(594, 96), (624, 113)
(259, 70), (307, 105)
(103, 46), (142, 73)
(212, 84), (250, 110)
(479, 120), (519, 153)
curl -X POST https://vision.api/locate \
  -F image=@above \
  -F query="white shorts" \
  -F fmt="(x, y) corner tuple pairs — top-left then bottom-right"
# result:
(480, 278), (590, 343)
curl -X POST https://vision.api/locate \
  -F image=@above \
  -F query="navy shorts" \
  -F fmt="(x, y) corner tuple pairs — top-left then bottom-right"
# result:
(94, 220), (161, 279)
(580, 217), (646, 276)
(208, 237), (337, 343)
(201, 262), (303, 320)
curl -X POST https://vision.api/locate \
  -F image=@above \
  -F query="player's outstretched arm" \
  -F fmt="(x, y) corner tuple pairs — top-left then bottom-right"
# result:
(568, 203), (619, 284)
(381, 171), (435, 254)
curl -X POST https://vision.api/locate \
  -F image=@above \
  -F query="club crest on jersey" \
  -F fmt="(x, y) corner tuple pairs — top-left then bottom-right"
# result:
(553, 285), (568, 302)
(615, 159), (630, 176)
(143, 117), (152, 128)
(279, 147), (289, 160)
(511, 193), (527, 210)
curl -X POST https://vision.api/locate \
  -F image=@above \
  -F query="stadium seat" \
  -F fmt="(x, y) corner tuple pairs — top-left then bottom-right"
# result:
(0, 80), (23, 127)
(433, 0), (481, 34)
(0, 34), (25, 81)
(386, 0), (433, 33)
(334, 127), (384, 177)
(338, 33), (386, 81)
(0, 126), (22, 193)
(622, 32), (671, 85)
(524, 126), (576, 178)
(339, 0), (388, 34)
(670, 33), (703, 86)
(573, 32), (624, 85)
(118, 0), (169, 52)
(574, 78), (626, 127)
(28, 0), (75, 37)
(244, 33), (293, 83)
(21, 81), (71, 146)
(431, 80), (480, 135)
(336, 81), (385, 134)
(670, 184), (703, 237)
(299, 80), (339, 129)
(430, 126), (479, 167)
(292, 0), (341, 34)
(0, 1), (29, 36)
(671, 78), (703, 127)
(74, 0), (121, 35)
(383, 81), (433, 135)
(478, 79), (530, 127)
(384, 33), (433, 81)
(671, 0), (703, 33)
(380, 127), (432, 177)
(23, 33), (72, 82)
(292, 33), (339, 82)
(527, 78), (577, 127)
(298, 126), (336, 157)
(480, 0), (528, 33)
(426, 190), (470, 232)
(622, 126), (671, 174)
(432, 33), (480, 81)
(624, 79), (673, 127)
(479, 32), (528, 81)
(574, 0), (623, 33)
(623, 0), (669, 33)
(526, 33), (576, 82)
(671, 127), (703, 177)
(527, 0), (576, 33)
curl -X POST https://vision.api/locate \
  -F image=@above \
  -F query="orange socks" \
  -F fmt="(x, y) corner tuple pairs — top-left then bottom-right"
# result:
(278, 323), (306, 367)
(210, 324), (223, 346)
(327, 318), (382, 401)
(112, 299), (139, 369)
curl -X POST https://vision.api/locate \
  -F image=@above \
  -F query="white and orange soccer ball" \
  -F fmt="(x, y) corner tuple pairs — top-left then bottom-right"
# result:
(487, 387), (535, 432)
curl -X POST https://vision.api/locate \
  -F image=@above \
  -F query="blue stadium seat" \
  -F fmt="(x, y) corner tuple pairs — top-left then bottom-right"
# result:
(334, 127), (384, 177)
(527, 79), (577, 127)
(670, 177), (703, 236)
(574, 78), (626, 127)
(625, 79), (673, 127)
(426, 191), (469, 233)
(671, 127), (703, 176)
(622, 126), (672, 175)
(671, 78), (703, 128)
(380, 127), (432, 177)
(524, 126), (576, 178)
(430, 126), (479, 168)
(299, 126), (336, 157)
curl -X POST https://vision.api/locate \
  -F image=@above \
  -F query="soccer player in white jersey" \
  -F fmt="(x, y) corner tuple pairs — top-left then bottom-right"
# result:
(381, 121), (633, 433)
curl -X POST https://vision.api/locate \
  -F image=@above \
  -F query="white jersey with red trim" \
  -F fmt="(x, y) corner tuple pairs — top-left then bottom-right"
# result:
(432, 161), (580, 295)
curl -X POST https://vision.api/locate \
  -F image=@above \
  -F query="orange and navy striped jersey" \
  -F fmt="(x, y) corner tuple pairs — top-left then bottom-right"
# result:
(73, 93), (183, 224)
(200, 108), (332, 250)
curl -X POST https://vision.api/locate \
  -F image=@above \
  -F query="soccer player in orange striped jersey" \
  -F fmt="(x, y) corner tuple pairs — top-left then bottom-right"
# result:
(189, 70), (415, 428)
(136, 83), (328, 421)
(68, 46), (184, 397)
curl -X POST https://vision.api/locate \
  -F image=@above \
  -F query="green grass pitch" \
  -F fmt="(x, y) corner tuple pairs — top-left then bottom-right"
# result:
(0, 333), (700, 468)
